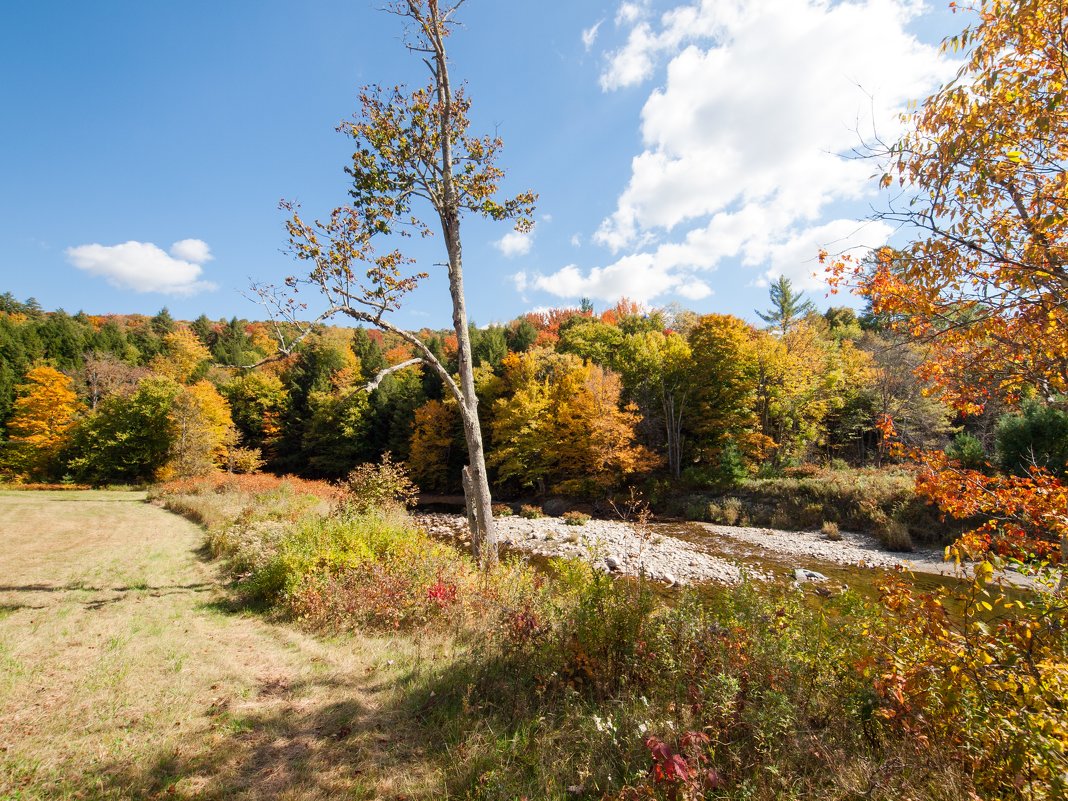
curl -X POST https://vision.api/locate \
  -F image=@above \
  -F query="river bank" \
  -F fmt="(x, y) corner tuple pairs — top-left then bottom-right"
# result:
(415, 512), (1040, 589)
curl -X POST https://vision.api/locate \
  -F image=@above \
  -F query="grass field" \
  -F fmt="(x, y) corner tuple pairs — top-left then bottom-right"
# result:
(0, 490), (444, 800)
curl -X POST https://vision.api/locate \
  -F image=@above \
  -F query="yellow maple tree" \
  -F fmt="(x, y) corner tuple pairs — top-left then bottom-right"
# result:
(5, 365), (83, 478)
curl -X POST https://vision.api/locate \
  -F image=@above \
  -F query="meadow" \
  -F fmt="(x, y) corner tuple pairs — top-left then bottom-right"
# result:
(3, 479), (1062, 800)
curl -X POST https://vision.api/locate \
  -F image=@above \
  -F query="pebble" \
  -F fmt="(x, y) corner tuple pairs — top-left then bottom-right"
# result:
(415, 512), (754, 586)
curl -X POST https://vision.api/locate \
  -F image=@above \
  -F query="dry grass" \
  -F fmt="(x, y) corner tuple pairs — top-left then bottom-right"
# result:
(0, 490), (452, 800)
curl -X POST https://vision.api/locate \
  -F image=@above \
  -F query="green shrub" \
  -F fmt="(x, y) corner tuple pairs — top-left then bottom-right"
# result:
(492, 502), (514, 516)
(996, 399), (1068, 476)
(562, 511), (590, 526)
(946, 432), (988, 471)
(337, 452), (418, 516)
(519, 504), (543, 519)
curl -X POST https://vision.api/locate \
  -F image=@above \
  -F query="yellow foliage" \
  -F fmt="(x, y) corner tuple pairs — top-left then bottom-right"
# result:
(490, 349), (659, 495)
(150, 328), (212, 384)
(7, 366), (82, 453)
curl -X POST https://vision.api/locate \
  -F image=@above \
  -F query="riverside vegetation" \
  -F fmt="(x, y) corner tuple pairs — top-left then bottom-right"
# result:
(143, 470), (1066, 800)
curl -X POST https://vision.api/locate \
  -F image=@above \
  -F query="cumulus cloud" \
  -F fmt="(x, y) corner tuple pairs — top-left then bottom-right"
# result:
(66, 239), (218, 296)
(514, 256), (712, 304)
(494, 230), (534, 258)
(545, 0), (955, 305)
(169, 238), (213, 263)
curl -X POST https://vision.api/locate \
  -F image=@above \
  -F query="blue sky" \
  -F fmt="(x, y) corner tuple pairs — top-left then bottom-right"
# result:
(1, 0), (963, 328)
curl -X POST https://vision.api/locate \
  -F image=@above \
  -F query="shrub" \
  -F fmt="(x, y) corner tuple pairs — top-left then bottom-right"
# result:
(562, 511), (590, 526)
(519, 504), (543, 519)
(719, 497), (743, 526)
(225, 446), (266, 474)
(821, 521), (842, 541)
(769, 510), (792, 530)
(946, 432), (988, 471)
(874, 517), (913, 551)
(996, 399), (1068, 477)
(492, 502), (514, 516)
(337, 452), (418, 516)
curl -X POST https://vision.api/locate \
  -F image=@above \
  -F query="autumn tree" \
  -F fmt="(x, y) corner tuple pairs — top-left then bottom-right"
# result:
(686, 315), (762, 478)
(165, 381), (237, 479)
(3, 365), (82, 478)
(408, 397), (463, 492)
(149, 328), (212, 384)
(615, 330), (693, 479)
(489, 349), (657, 496)
(828, 0), (1068, 577)
(265, 0), (535, 568)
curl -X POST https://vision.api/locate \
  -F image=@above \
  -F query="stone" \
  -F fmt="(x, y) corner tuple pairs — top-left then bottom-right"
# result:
(605, 555), (622, 572)
(794, 568), (828, 583)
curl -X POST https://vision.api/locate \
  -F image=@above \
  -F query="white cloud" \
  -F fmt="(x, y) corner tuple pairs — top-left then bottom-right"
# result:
(582, 20), (603, 50)
(169, 238), (213, 263)
(66, 239), (218, 296)
(516, 256), (711, 304)
(494, 230), (534, 258)
(616, 1), (649, 26)
(570, 233), (582, 247)
(552, 0), (955, 305)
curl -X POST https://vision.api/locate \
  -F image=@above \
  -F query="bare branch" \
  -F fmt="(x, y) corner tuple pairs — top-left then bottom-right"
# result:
(363, 357), (424, 391)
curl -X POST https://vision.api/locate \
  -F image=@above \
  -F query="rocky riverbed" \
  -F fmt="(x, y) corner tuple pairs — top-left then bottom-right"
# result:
(416, 512), (1040, 589)
(416, 512), (755, 585)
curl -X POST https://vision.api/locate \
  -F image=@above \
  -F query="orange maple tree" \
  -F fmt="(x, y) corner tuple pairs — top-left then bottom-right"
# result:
(828, 0), (1068, 578)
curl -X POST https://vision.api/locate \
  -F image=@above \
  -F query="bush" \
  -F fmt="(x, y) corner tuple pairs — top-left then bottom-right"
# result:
(562, 511), (590, 526)
(946, 432), (988, 471)
(996, 399), (1068, 477)
(519, 504), (543, 519)
(821, 521), (842, 541)
(225, 446), (266, 474)
(680, 500), (708, 521)
(719, 497), (743, 526)
(492, 502), (514, 516)
(337, 452), (418, 516)
(874, 516), (913, 551)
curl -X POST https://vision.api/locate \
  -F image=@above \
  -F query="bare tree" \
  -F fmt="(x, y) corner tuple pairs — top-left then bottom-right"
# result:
(256, 0), (536, 569)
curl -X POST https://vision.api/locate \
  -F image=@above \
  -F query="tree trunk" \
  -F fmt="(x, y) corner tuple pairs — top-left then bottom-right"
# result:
(428, 0), (498, 569)
(444, 245), (498, 568)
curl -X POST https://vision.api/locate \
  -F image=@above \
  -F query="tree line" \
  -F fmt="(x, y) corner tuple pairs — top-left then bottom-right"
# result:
(4, 280), (1054, 498)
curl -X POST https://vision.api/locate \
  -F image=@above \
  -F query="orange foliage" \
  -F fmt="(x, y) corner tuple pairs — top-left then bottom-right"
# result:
(522, 307), (590, 345)
(825, 1), (1068, 572)
(599, 297), (643, 326)
(156, 472), (342, 503)
(384, 344), (415, 365)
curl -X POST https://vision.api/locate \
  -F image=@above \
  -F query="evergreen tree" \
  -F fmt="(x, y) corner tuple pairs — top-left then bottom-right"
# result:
(756, 276), (815, 335)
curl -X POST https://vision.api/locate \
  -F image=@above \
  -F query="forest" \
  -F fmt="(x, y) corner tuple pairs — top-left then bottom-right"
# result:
(0, 290), (970, 484)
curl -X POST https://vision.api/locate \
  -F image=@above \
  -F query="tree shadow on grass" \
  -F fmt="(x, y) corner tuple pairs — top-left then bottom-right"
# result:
(81, 671), (432, 801)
